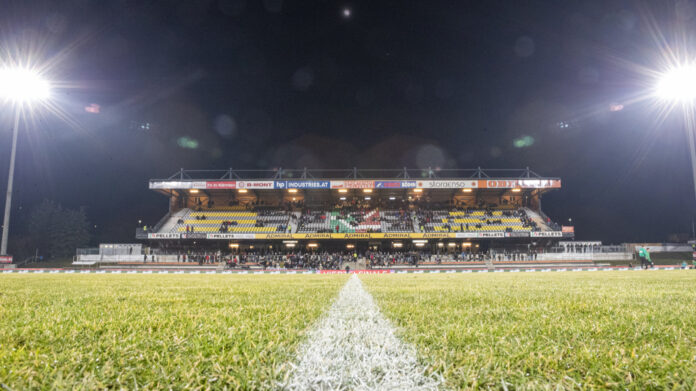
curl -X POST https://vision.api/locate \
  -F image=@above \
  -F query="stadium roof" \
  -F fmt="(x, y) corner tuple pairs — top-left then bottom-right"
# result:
(149, 168), (561, 192)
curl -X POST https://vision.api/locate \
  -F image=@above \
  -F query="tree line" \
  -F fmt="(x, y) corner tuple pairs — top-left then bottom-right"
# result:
(9, 199), (90, 261)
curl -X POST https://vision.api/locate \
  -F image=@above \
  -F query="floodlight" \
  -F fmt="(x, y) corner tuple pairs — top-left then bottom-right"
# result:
(656, 65), (696, 102)
(0, 68), (51, 102)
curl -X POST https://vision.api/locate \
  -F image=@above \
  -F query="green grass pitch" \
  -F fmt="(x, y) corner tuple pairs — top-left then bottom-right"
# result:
(362, 271), (696, 390)
(0, 274), (348, 390)
(1, 271), (696, 390)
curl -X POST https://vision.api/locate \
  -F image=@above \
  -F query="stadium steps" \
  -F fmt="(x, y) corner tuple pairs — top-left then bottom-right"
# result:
(523, 208), (552, 231)
(289, 212), (301, 233)
(158, 209), (189, 233)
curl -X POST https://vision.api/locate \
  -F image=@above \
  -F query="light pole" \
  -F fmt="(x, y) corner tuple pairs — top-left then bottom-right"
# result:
(0, 68), (51, 256)
(656, 64), (696, 203)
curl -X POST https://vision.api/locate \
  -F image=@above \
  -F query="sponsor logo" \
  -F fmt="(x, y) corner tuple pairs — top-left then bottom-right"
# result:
(383, 233), (411, 239)
(262, 233), (294, 239)
(0, 255), (12, 263)
(237, 181), (274, 189)
(530, 231), (563, 238)
(343, 233), (372, 239)
(207, 233), (255, 239)
(376, 181), (400, 188)
(182, 233), (207, 239)
(299, 233), (333, 239)
(478, 232), (505, 238)
(375, 181), (417, 188)
(506, 232), (530, 238)
(147, 233), (181, 239)
(149, 181), (206, 189)
(482, 179), (562, 189)
(484, 180), (518, 189)
(285, 180), (330, 189)
(205, 181), (237, 189)
(418, 180), (478, 189)
(277, 180), (330, 189)
(330, 180), (375, 189)
(422, 233), (452, 238)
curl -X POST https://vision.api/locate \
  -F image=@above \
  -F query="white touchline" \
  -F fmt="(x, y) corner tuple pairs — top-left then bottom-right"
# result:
(281, 274), (444, 391)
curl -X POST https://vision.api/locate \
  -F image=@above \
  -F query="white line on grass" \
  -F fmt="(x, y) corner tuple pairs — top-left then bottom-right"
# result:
(281, 274), (443, 391)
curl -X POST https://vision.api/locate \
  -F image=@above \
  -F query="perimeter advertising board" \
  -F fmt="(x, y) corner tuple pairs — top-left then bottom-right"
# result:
(148, 233), (181, 239)
(417, 180), (478, 189)
(236, 181), (274, 189)
(149, 181), (207, 189)
(375, 181), (417, 188)
(143, 232), (560, 240)
(274, 180), (330, 189)
(480, 179), (561, 189)
(330, 180), (376, 189)
(206, 181), (237, 189)
(207, 233), (256, 239)
(530, 231), (563, 238)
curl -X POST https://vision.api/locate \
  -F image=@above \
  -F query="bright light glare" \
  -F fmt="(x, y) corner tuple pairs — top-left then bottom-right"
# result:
(656, 65), (696, 102)
(0, 68), (51, 102)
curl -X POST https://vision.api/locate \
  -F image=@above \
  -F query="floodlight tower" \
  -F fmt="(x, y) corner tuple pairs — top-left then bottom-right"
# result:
(0, 68), (51, 256)
(655, 64), (696, 203)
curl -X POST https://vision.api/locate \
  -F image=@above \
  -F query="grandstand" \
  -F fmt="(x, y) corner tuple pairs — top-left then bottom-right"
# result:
(138, 168), (571, 253)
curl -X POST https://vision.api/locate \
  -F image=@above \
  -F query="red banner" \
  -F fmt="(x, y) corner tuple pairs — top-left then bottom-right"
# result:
(479, 179), (561, 189)
(205, 181), (236, 189)
(318, 269), (392, 274)
(0, 255), (12, 264)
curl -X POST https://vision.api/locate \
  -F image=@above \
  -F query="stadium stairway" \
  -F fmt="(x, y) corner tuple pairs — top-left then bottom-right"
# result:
(523, 208), (552, 231)
(289, 212), (301, 233)
(158, 209), (189, 233)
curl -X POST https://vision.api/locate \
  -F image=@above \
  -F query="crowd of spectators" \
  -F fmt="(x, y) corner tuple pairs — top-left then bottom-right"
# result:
(226, 251), (355, 270)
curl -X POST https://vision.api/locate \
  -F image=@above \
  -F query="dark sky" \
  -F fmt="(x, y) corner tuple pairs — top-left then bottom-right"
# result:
(1, 0), (696, 244)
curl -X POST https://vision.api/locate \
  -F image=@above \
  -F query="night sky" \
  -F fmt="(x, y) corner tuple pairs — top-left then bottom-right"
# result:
(1, 0), (696, 244)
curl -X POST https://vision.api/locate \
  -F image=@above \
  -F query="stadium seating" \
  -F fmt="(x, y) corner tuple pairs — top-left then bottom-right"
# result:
(416, 208), (537, 232)
(170, 208), (292, 233)
(380, 210), (416, 232)
(297, 208), (382, 233)
(156, 206), (548, 235)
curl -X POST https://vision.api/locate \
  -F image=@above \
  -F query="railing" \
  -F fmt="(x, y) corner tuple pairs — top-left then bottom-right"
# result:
(76, 248), (100, 255)
(544, 245), (626, 253)
(74, 254), (181, 264)
(152, 212), (171, 232)
(153, 167), (559, 182)
(135, 228), (149, 239)
(536, 252), (632, 261)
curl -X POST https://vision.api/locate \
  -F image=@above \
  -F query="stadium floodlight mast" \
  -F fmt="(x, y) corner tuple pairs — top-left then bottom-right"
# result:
(655, 64), (696, 204)
(0, 67), (51, 256)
